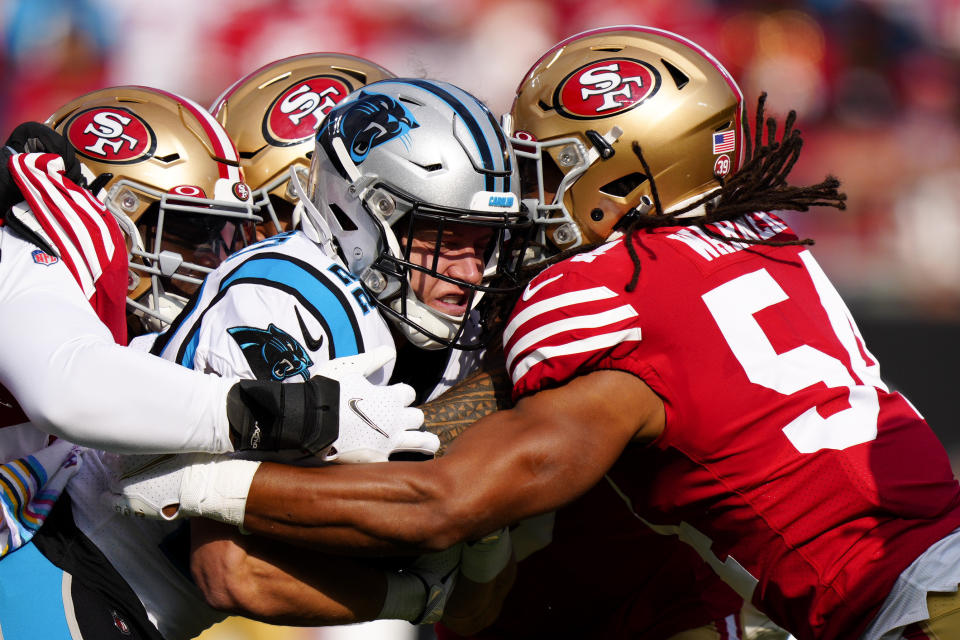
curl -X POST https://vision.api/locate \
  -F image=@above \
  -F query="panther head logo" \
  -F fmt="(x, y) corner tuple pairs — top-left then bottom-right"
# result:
(318, 90), (419, 166)
(227, 323), (314, 381)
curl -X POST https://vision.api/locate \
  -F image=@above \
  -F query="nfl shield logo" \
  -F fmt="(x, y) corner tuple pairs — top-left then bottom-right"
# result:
(31, 249), (59, 266)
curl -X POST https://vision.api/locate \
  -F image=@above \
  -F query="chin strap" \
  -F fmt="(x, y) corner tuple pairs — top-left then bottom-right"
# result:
(289, 166), (337, 258)
(583, 126), (623, 167)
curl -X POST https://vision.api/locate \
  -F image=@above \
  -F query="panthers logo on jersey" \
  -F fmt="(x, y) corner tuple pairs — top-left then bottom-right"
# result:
(318, 90), (419, 165)
(227, 323), (314, 381)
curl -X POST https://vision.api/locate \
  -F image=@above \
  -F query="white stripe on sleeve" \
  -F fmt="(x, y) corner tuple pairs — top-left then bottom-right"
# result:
(40, 159), (116, 259)
(505, 304), (639, 372)
(9, 155), (96, 295)
(23, 155), (104, 283)
(13, 153), (118, 288)
(510, 327), (642, 385)
(503, 286), (617, 344)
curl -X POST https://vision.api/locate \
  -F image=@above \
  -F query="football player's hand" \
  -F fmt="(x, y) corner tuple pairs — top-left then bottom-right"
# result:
(0, 122), (97, 224)
(101, 452), (261, 527)
(225, 345), (430, 459)
(314, 346), (435, 464)
(5, 122), (82, 183)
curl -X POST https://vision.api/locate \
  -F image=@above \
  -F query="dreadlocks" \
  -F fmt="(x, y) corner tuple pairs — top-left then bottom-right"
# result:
(621, 92), (847, 292)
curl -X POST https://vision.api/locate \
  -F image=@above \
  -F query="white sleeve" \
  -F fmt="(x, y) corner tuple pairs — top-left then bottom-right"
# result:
(0, 233), (236, 454)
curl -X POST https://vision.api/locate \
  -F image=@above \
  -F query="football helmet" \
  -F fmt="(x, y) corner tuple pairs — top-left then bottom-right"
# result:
(505, 25), (745, 251)
(210, 53), (395, 236)
(306, 78), (530, 350)
(46, 86), (260, 332)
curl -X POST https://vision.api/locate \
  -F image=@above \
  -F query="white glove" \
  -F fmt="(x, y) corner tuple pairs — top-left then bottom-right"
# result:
(102, 452), (261, 527)
(314, 346), (436, 463)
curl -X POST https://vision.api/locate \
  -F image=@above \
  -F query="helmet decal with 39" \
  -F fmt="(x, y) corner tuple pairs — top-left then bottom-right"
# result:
(508, 24), (745, 252)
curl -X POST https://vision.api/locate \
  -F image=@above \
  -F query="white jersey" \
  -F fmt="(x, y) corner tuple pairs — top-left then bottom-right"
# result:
(0, 151), (238, 461)
(0, 226), (235, 461)
(151, 230), (395, 382)
(71, 231), (402, 639)
(0, 153), (232, 563)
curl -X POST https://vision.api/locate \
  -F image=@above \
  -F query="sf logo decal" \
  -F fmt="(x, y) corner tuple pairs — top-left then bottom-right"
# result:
(280, 84), (342, 127)
(65, 107), (156, 163)
(555, 58), (661, 120)
(84, 112), (139, 155)
(579, 64), (646, 112)
(265, 75), (353, 145)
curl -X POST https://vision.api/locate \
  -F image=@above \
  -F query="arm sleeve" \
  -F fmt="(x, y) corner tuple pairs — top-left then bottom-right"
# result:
(0, 259), (236, 454)
(504, 265), (645, 400)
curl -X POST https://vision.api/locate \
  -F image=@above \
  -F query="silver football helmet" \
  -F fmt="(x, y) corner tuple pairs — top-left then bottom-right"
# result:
(305, 78), (530, 350)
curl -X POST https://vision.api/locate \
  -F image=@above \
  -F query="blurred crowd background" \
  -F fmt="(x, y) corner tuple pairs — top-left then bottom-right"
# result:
(3, 0), (960, 637)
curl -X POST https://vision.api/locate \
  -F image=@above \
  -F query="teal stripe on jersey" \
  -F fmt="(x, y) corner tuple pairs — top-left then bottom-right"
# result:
(179, 256), (363, 369)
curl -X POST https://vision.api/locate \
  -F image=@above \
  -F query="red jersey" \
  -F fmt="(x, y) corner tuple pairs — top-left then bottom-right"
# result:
(503, 212), (960, 640)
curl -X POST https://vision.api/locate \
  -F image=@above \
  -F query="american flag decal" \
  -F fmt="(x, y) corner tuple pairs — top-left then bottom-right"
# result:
(712, 130), (736, 154)
(31, 249), (59, 266)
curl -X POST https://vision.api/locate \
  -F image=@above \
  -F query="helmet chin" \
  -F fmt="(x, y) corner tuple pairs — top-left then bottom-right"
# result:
(388, 291), (461, 351)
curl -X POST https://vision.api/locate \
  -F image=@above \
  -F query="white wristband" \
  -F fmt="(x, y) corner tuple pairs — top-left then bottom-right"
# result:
(178, 457), (261, 528)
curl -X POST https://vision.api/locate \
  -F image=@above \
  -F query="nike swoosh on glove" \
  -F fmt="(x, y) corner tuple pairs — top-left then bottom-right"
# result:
(316, 345), (436, 464)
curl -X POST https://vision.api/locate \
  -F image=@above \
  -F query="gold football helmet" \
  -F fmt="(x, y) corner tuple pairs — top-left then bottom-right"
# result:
(506, 25), (745, 251)
(210, 53), (395, 236)
(46, 85), (260, 332)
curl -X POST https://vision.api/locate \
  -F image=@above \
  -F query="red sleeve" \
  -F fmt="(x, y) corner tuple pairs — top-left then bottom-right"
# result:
(503, 254), (645, 401)
(8, 152), (128, 345)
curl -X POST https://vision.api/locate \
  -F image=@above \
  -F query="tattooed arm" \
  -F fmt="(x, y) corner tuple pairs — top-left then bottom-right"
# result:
(420, 366), (515, 455)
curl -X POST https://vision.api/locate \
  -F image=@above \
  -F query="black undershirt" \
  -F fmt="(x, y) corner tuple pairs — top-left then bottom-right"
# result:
(389, 339), (450, 405)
